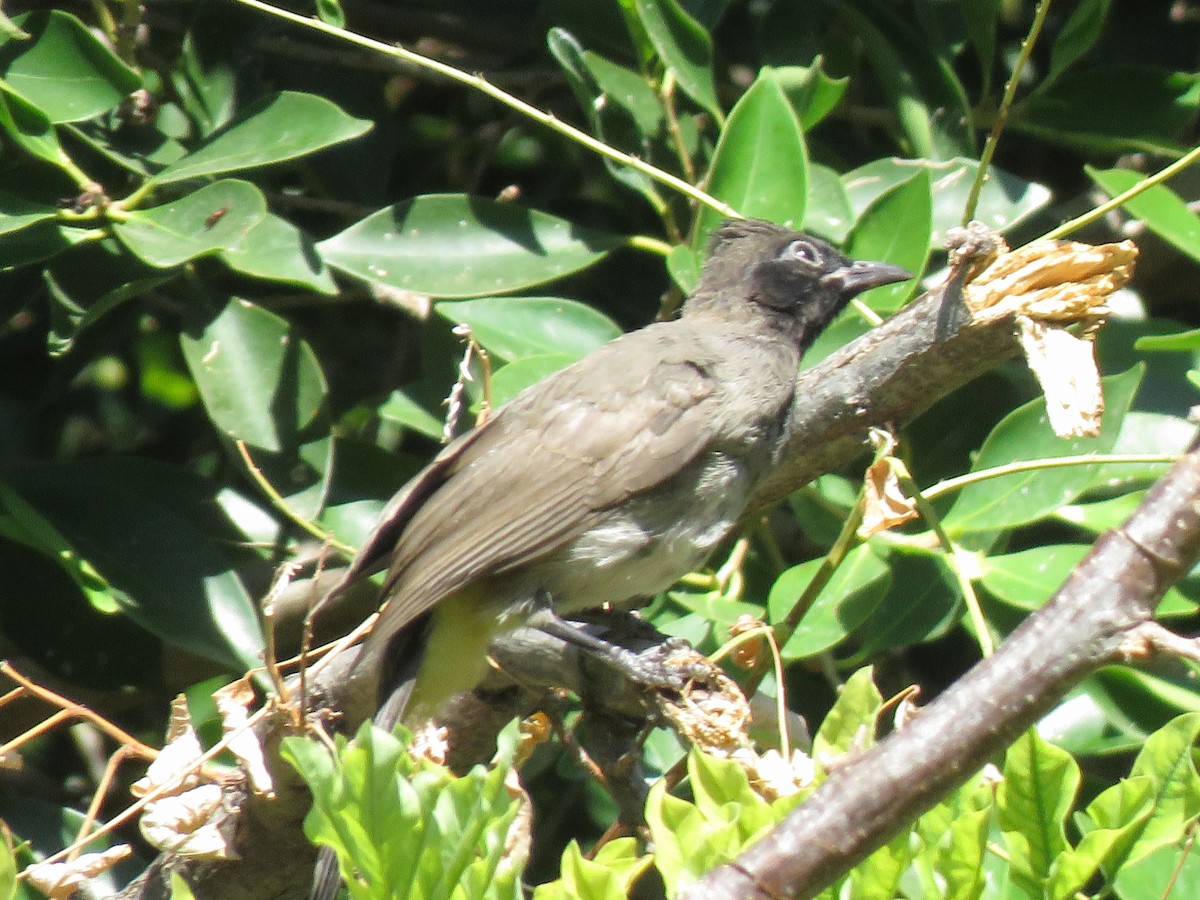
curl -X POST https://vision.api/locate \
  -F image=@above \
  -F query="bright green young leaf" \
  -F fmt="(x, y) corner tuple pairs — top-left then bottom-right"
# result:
(2, 10), (140, 123)
(180, 297), (333, 519)
(772, 545), (891, 660)
(1113, 841), (1200, 900)
(695, 68), (807, 246)
(998, 730), (1081, 892)
(1016, 67), (1200, 155)
(319, 195), (623, 298)
(844, 169), (931, 312)
(218, 212), (338, 294)
(943, 366), (1142, 534)
(633, 0), (720, 118)
(1137, 326), (1200, 351)
(4, 458), (264, 671)
(1124, 712), (1200, 866)
(435, 297), (620, 363)
(148, 91), (372, 186)
(113, 179), (268, 268)
(1088, 166), (1200, 265)
(534, 838), (651, 900)
(842, 157), (1050, 244)
(847, 831), (912, 900)
(1049, 776), (1154, 900)
(812, 667), (883, 763)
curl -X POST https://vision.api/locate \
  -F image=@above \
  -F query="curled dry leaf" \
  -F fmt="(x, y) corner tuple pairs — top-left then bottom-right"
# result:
(859, 456), (919, 538)
(25, 845), (132, 899)
(139, 782), (232, 858)
(131, 695), (202, 798)
(214, 678), (274, 797)
(955, 231), (1137, 439)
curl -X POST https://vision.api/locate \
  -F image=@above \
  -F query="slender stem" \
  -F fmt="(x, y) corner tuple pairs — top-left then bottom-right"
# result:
(1042, 144), (1200, 240)
(962, 0), (1053, 226)
(231, 0), (738, 219)
(923, 453), (1177, 502)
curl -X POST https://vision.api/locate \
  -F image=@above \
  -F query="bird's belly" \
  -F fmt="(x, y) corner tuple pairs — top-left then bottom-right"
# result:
(545, 455), (750, 613)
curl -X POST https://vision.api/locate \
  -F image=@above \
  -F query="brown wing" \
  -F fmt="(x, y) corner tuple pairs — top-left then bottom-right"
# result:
(361, 320), (724, 656)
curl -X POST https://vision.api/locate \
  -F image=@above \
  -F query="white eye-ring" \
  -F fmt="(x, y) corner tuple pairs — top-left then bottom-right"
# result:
(784, 239), (818, 263)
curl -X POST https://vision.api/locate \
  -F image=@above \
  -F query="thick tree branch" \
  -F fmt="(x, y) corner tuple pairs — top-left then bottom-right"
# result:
(687, 434), (1200, 900)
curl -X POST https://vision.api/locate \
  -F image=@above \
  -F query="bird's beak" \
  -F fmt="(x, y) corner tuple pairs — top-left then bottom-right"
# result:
(823, 260), (914, 297)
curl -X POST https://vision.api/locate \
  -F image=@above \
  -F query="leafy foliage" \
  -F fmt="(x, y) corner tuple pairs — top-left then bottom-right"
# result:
(0, 0), (1197, 896)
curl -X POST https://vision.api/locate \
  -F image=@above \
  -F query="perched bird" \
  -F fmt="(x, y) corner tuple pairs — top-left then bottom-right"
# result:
(309, 218), (910, 898)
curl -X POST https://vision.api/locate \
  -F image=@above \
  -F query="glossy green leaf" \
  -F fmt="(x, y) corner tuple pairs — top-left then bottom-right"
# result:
(1124, 712), (1200, 865)
(633, 0), (720, 118)
(0, 221), (81, 271)
(4, 459), (264, 671)
(775, 60), (848, 130)
(843, 157), (1050, 244)
(981, 545), (1090, 611)
(0, 80), (69, 170)
(2, 10), (139, 123)
(844, 169), (931, 312)
(771, 545), (891, 659)
(113, 179), (268, 268)
(1050, 777), (1154, 900)
(180, 298), (333, 518)
(943, 366), (1142, 534)
(218, 212), (338, 294)
(0, 192), (58, 237)
(1113, 841), (1200, 900)
(1057, 492), (1145, 534)
(489, 352), (578, 408)
(148, 91), (372, 186)
(1016, 67), (1200, 155)
(695, 68), (807, 245)
(319, 194), (623, 298)
(1088, 166), (1200, 265)
(803, 163), (854, 243)
(666, 243), (700, 294)
(435, 297), (621, 363)
(377, 389), (446, 441)
(853, 552), (958, 655)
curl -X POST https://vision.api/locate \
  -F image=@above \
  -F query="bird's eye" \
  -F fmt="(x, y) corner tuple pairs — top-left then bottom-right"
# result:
(784, 239), (818, 263)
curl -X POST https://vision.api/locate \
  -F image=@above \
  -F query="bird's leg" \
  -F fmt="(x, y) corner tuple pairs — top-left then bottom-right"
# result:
(525, 593), (704, 690)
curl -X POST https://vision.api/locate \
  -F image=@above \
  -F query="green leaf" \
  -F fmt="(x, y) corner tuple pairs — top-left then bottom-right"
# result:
(842, 157), (1050, 244)
(980, 545), (1091, 611)
(148, 91), (372, 186)
(218, 212), (338, 294)
(1046, 0), (1112, 87)
(1016, 67), (1200, 155)
(0, 191), (59, 237)
(998, 730), (1080, 893)
(803, 163), (854, 243)
(113, 179), (269, 268)
(943, 366), (1142, 534)
(489, 353), (578, 407)
(843, 169), (932, 313)
(434, 297), (621, 363)
(319, 195), (623, 299)
(771, 545), (891, 659)
(961, 0), (1001, 86)
(812, 667), (882, 762)
(0, 479), (120, 614)
(1113, 841), (1200, 900)
(0, 80), (70, 171)
(4, 459), (264, 671)
(633, 0), (720, 118)
(377, 389), (446, 441)
(854, 552), (958, 655)
(666, 243), (700, 294)
(1124, 712), (1200, 866)
(774, 60), (848, 130)
(180, 298), (333, 519)
(0, 221), (81, 270)
(695, 67), (807, 246)
(1088, 166), (1200, 265)
(2, 10), (139, 123)
(1049, 777), (1154, 899)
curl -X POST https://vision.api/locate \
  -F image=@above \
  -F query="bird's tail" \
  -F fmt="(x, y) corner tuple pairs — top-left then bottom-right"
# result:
(307, 619), (430, 900)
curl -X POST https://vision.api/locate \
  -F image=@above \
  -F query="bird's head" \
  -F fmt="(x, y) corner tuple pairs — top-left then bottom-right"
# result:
(688, 218), (913, 343)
